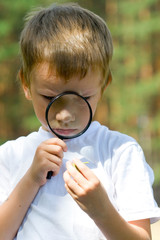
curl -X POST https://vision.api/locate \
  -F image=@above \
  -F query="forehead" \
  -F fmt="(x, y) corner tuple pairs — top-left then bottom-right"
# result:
(30, 62), (102, 92)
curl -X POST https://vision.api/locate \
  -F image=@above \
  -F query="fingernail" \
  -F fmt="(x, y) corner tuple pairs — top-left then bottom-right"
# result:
(64, 146), (68, 152)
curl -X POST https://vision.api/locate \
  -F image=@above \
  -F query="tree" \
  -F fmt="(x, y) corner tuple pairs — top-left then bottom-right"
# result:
(102, 0), (160, 184)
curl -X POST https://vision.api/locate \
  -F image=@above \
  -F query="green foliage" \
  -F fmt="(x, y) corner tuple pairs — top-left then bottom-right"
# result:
(0, 0), (59, 140)
(22, 115), (41, 131)
(112, 15), (160, 39)
(153, 163), (160, 186)
(104, 0), (160, 178)
(119, 0), (158, 16)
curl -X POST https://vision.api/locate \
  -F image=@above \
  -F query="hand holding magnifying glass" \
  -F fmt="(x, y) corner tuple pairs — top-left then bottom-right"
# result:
(45, 91), (92, 179)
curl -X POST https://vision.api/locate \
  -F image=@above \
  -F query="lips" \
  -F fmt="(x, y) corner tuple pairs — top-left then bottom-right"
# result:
(54, 128), (77, 136)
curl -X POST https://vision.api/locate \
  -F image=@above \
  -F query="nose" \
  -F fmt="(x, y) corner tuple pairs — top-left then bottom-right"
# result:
(56, 109), (75, 123)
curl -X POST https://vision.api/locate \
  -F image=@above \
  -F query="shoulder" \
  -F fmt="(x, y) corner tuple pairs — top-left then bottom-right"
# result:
(91, 123), (154, 183)
(85, 121), (149, 174)
(0, 128), (53, 183)
(0, 127), (51, 166)
(88, 121), (138, 153)
(0, 127), (52, 151)
(0, 129), (39, 153)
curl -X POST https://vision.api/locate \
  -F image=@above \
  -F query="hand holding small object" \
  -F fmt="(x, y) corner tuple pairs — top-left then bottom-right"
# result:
(28, 138), (67, 186)
(72, 161), (89, 171)
(63, 159), (109, 220)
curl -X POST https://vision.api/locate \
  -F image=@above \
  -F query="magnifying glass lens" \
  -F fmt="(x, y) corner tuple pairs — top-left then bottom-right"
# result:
(45, 92), (92, 139)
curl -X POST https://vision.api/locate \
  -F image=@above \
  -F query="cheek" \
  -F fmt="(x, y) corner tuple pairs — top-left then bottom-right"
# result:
(32, 99), (47, 125)
(90, 103), (97, 117)
(90, 95), (100, 117)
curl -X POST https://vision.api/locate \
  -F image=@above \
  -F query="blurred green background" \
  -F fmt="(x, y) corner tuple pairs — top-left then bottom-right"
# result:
(0, 0), (160, 202)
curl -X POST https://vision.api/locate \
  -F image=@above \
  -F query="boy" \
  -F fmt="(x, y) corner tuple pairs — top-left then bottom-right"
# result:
(0, 3), (159, 240)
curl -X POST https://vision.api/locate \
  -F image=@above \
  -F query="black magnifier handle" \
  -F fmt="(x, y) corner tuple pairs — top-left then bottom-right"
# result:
(46, 136), (63, 180)
(47, 171), (53, 179)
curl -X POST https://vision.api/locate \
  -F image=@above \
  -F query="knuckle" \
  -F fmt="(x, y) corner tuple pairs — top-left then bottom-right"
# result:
(36, 143), (45, 153)
(36, 144), (43, 152)
(84, 184), (92, 193)
(36, 147), (44, 159)
(50, 138), (58, 143)
(56, 146), (63, 155)
(84, 179), (100, 192)
(53, 138), (62, 146)
(93, 178), (100, 188)
(79, 189), (86, 198)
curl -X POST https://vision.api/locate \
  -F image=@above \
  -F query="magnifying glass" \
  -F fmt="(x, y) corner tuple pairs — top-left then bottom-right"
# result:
(45, 91), (92, 179)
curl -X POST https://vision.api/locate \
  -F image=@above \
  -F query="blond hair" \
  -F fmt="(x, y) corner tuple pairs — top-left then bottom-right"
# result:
(20, 3), (113, 88)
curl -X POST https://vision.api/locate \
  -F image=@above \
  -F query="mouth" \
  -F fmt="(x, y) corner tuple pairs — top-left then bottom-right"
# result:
(54, 128), (78, 136)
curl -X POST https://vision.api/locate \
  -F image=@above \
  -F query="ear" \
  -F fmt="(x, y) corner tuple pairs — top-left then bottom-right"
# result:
(104, 69), (112, 90)
(18, 68), (32, 100)
(101, 69), (112, 94)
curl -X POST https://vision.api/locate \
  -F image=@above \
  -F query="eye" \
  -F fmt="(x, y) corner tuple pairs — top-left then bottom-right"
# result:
(84, 96), (91, 101)
(43, 95), (55, 101)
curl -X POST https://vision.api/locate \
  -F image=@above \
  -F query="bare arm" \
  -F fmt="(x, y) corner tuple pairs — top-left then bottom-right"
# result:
(0, 138), (67, 240)
(63, 159), (151, 240)
(93, 198), (151, 240)
(0, 172), (40, 240)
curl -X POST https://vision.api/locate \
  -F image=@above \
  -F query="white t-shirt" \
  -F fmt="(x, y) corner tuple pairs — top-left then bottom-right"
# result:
(0, 121), (160, 240)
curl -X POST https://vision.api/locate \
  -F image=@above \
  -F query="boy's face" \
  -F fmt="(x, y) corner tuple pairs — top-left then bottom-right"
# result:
(22, 63), (102, 134)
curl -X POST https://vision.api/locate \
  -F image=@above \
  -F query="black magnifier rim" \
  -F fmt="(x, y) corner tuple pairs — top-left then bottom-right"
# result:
(45, 91), (92, 139)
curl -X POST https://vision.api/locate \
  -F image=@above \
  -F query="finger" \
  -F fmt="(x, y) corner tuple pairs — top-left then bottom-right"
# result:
(66, 161), (88, 188)
(46, 152), (62, 166)
(64, 183), (77, 199)
(44, 138), (67, 152)
(44, 144), (64, 158)
(63, 171), (84, 196)
(40, 153), (62, 173)
(72, 158), (95, 180)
